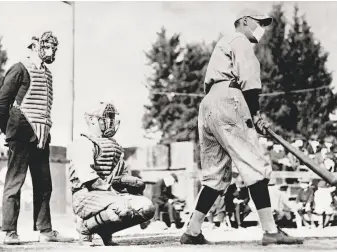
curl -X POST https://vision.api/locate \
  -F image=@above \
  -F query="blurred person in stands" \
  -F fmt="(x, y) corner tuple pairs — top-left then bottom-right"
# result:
(268, 178), (296, 226)
(233, 175), (251, 229)
(308, 135), (320, 154)
(331, 188), (337, 218)
(314, 145), (326, 170)
(208, 194), (232, 230)
(324, 152), (335, 172)
(295, 178), (315, 229)
(150, 173), (183, 230)
(330, 145), (337, 172)
(269, 144), (286, 171)
(287, 139), (307, 171)
(313, 181), (336, 228)
(223, 173), (240, 229)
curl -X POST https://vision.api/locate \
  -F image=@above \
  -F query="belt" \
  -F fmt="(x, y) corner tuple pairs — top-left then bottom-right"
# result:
(205, 79), (241, 94)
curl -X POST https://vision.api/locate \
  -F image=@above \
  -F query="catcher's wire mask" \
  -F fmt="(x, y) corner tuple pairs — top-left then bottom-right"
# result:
(85, 102), (120, 138)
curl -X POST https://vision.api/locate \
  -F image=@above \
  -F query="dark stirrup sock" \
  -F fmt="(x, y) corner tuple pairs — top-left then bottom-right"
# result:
(248, 179), (277, 233)
(185, 185), (221, 236)
(248, 179), (271, 210)
(195, 185), (221, 214)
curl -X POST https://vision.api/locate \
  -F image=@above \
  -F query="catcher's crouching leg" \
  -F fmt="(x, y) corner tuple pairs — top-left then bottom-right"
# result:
(82, 208), (122, 234)
(105, 195), (155, 233)
(129, 196), (156, 223)
(79, 208), (123, 246)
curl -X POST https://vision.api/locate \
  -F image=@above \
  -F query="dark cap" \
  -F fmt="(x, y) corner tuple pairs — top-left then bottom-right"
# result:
(235, 8), (273, 27)
(27, 36), (39, 49)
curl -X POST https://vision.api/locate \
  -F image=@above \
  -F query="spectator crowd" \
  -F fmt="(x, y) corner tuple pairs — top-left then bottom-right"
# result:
(207, 135), (337, 231)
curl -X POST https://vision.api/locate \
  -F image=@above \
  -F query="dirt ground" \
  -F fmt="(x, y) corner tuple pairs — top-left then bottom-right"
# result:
(1, 233), (337, 252)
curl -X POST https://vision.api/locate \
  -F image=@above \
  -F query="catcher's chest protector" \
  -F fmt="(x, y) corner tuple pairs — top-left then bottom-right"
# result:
(81, 134), (123, 178)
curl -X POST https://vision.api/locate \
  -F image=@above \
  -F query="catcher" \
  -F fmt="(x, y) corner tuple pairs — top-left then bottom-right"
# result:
(68, 101), (155, 246)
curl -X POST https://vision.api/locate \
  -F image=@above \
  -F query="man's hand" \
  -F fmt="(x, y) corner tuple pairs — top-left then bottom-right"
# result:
(253, 114), (270, 135)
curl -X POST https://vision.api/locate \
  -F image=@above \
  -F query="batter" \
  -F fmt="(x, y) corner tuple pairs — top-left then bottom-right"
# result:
(180, 8), (303, 246)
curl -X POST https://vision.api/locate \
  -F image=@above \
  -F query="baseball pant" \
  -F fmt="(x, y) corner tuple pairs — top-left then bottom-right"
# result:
(198, 83), (272, 191)
(2, 141), (52, 231)
(72, 189), (155, 233)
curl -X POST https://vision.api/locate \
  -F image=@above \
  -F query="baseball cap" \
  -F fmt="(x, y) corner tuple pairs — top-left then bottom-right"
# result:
(235, 8), (273, 27)
(27, 36), (39, 49)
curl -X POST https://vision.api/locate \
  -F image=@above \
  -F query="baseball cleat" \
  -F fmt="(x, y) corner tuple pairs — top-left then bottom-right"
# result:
(262, 227), (304, 245)
(3, 231), (20, 245)
(39, 230), (74, 243)
(180, 232), (211, 245)
(79, 233), (93, 246)
(96, 231), (118, 246)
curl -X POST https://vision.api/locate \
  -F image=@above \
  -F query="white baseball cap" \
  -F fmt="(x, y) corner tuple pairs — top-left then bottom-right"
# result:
(235, 8), (273, 27)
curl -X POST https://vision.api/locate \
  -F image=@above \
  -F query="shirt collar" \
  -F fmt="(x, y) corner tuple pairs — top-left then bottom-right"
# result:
(29, 55), (44, 70)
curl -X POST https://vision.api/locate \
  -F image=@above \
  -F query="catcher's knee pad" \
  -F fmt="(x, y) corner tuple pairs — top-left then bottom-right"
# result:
(140, 198), (155, 220)
(84, 208), (121, 231)
(129, 196), (155, 221)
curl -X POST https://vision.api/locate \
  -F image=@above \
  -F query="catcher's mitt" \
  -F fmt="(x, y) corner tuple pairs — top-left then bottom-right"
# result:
(111, 175), (145, 195)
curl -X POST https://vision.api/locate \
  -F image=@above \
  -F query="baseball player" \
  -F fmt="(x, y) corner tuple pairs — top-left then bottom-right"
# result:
(69, 101), (155, 246)
(180, 8), (303, 245)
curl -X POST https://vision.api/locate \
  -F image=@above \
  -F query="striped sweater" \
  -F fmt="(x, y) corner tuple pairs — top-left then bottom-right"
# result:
(0, 60), (53, 148)
(14, 61), (53, 149)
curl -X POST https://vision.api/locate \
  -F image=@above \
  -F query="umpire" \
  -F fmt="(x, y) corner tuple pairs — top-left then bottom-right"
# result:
(0, 32), (72, 245)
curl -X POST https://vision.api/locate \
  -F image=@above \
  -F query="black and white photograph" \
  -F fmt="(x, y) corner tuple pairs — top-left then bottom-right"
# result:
(0, 1), (337, 251)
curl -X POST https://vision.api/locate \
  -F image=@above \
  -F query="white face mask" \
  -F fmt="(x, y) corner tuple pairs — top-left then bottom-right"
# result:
(252, 25), (265, 42)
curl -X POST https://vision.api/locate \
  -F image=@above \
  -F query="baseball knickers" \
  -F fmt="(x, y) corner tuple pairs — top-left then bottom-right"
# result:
(198, 83), (272, 191)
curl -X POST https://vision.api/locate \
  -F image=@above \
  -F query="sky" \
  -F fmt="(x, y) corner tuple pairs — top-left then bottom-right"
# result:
(0, 1), (337, 148)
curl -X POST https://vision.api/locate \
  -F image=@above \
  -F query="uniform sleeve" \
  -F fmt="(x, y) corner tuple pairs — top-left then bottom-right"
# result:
(242, 89), (261, 117)
(230, 36), (262, 91)
(0, 64), (24, 132)
(70, 138), (99, 185)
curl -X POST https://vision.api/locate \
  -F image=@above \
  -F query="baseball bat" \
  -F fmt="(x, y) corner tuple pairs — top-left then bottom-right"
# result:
(266, 128), (337, 186)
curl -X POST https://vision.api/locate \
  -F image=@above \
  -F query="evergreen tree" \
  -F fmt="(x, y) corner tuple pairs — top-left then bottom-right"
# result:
(143, 28), (212, 145)
(0, 36), (8, 78)
(255, 4), (336, 140)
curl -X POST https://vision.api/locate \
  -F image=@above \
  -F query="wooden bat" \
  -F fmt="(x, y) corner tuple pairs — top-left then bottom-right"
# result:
(266, 128), (337, 186)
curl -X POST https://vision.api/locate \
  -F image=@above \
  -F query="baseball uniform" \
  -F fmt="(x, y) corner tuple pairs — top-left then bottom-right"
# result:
(199, 32), (272, 191)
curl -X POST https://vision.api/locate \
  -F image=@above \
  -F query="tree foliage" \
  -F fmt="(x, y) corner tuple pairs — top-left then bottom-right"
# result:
(255, 4), (337, 140)
(143, 28), (212, 145)
(0, 36), (8, 78)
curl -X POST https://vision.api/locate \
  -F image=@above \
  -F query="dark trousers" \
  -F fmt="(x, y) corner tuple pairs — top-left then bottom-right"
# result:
(154, 202), (177, 224)
(2, 141), (52, 231)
